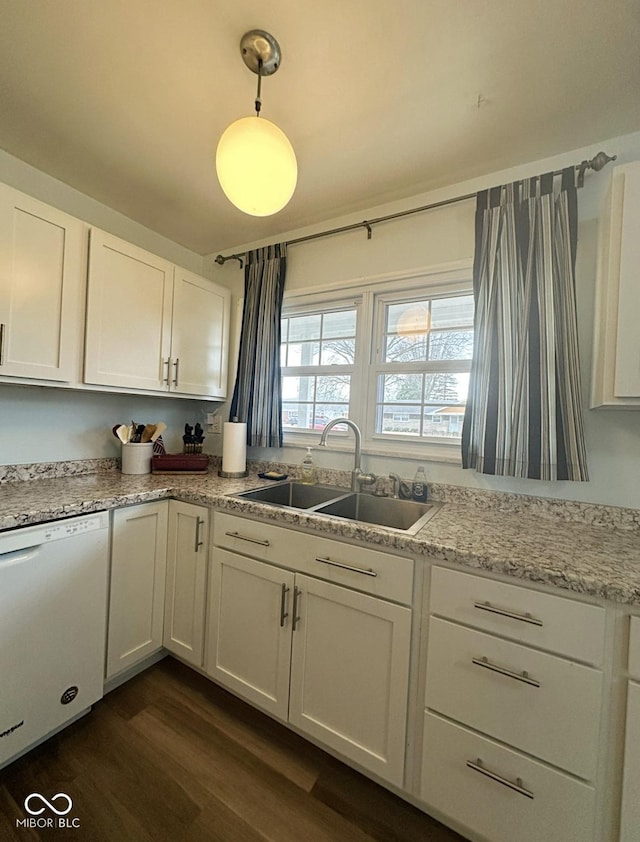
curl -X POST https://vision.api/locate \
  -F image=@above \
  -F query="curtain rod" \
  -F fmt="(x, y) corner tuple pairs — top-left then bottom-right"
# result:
(214, 150), (616, 268)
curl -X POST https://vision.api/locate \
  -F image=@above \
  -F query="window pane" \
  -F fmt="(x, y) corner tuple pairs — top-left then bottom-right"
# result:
(386, 301), (430, 335)
(286, 341), (320, 366)
(316, 375), (350, 402)
(428, 329), (473, 361)
(315, 404), (349, 429)
(384, 334), (427, 363)
(377, 404), (422, 436)
(283, 376), (315, 402)
(323, 309), (356, 338)
(289, 314), (321, 341)
(381, 373), (423, 402)
(423, 406), (465, 438)
(430, 295), (474, 329)
(282, 403), (301, 427)
(424, 372), (469, 403)
(321, 338), (355, 365)
(281, 318), (289, 342)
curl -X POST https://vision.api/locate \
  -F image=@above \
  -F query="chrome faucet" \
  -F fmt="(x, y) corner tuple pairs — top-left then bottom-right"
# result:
(319, 418), (376, 492)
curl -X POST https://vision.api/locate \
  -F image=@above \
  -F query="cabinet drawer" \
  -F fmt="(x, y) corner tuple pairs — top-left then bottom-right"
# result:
(430, 565), (605, 665)
(628, 616), (640, 679)
(213, 512), (413, 604)
(425, 617), (602, 780)
(420, 712), (596, 842)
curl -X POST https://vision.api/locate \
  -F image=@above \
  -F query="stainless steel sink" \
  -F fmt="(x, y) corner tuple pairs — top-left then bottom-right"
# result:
(235, 481), (442, 534)
(315, 493), (442, 534)
(236, 481), (348, 509)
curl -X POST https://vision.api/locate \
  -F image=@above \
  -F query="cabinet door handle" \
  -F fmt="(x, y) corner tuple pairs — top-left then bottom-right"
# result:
(314, 556), (377, 578)
(162, 358), (171, 384)
(280, 583), (290, 627)
(224, 531), (270, 547)
(194, 518), (204, 552)
(0, 323), (5, 365)
(471, 656), (541, 688)
(292, 586), (301, 631)
(466, 758), (534, 799)
(173, 357), (180, 388)
(474, 600), (543, 627)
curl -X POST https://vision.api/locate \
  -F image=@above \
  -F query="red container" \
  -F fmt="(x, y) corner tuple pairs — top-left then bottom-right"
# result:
(151, 454), (209, 473)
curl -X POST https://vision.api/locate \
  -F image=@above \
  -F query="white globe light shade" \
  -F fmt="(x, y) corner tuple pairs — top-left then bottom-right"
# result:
(216, 116), (297, 216)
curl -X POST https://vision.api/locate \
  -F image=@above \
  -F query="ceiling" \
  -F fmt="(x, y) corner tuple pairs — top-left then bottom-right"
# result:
(1, 0), (639, 255)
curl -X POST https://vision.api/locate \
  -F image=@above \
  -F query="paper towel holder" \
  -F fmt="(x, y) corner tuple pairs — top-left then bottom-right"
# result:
(218, 416), (249, 478)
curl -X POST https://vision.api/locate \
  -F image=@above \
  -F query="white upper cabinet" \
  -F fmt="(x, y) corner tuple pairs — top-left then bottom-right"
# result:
(0, 184), (86, 382)
(84, 229), (174, 392)
(591, 161), (640, 407)
(170, 267), (229, 397)
(85, 229), (230, 398)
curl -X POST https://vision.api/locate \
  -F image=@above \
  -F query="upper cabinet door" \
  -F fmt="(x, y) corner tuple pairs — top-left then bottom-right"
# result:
(170, 268), (230, 398)
(591, 162), (640, 407)
(0, 185), (86, 382)
(84, 229), (173, 391)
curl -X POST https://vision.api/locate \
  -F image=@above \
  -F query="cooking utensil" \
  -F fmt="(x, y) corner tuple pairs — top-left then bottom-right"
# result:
(140, 424), (156, 443)
(113, 424), (129, 444)
(150, 422), (166, 443)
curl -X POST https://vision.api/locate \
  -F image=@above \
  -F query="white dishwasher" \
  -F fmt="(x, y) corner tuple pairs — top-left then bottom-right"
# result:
(0, 511), (109, 769)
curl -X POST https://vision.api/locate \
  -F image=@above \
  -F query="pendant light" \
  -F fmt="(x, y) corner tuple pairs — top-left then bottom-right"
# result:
(216, 30), (297, 217)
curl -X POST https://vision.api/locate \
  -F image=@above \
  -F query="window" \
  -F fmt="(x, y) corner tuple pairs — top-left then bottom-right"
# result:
(280, 270), (473, 459)
(281, 305), (357, 432)
(372, 293), (473, 440)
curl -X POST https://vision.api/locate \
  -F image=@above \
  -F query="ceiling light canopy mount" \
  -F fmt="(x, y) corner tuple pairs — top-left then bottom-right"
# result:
(216, 29), (297, 217)
(240, 30), (281, 76)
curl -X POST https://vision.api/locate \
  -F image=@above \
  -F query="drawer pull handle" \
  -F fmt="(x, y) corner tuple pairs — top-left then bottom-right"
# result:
(280, 583), (289, 628)
(466, 758), (534, 799)
(315, 556), (377, 578)
(471, 656), (541, 688)
(225, 531), (270, 547)
(0, 323), (5, 365)
(474, 601), (543, 627)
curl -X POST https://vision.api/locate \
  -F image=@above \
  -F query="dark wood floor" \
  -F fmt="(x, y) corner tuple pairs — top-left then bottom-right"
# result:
(0, 658), (467, 841)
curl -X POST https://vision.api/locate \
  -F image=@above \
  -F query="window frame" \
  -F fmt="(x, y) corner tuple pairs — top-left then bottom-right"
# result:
(280, 265), (473, 462)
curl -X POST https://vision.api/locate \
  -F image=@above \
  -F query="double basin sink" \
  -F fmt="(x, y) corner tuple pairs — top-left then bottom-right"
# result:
(236, 481), (442, 535)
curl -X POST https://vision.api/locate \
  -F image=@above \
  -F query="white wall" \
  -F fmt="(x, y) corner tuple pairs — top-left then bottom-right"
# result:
(209, 131), (640, 509)
(0, 384), (218, 464)
(0, 149), (224, 465)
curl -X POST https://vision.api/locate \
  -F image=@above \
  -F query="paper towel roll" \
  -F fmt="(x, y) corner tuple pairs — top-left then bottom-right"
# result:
(221, 421), (247, 475)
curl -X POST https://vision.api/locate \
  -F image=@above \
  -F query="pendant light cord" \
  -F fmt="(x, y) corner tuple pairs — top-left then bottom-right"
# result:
(255, 59), (263, 116)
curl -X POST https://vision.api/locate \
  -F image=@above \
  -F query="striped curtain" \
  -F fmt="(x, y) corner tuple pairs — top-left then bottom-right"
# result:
(230, 244), (287, 447)
(461, 169), (588, 481)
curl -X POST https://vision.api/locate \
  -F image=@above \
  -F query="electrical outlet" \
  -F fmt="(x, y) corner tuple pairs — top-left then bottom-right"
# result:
(211, 414), (223, 434)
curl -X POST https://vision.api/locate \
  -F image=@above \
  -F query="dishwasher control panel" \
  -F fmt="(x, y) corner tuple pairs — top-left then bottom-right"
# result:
(0, 512), (109, 555)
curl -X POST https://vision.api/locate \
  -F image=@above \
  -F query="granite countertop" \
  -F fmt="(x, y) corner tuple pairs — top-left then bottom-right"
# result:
(1, 469), (640, 607)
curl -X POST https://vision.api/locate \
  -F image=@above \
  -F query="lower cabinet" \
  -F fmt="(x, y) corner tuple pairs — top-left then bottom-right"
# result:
(420, 565), (605, 842)
(620, 617), (640, 842)
(163, 500), (209, 667)
(106, 501), (168, 679)
(206, 543), (412, 787)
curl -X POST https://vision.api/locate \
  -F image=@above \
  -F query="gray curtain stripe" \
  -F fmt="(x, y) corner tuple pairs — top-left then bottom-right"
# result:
(230, 243), (287, 448)
(461, 169), (588, 481)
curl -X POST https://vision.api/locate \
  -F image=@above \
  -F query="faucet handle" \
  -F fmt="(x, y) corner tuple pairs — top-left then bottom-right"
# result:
(358, 472), (377, 489)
